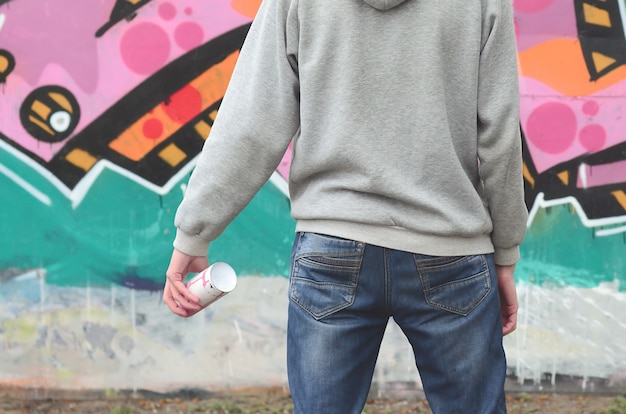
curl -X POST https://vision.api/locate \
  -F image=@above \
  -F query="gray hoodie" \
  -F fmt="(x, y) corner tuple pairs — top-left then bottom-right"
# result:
(174, 0), (528, 265)
(363, 0), (407, 9)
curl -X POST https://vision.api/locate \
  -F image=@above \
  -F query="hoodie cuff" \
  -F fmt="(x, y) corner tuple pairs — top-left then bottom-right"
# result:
(493, 246), (521, 266)
(173, 229), (210, 257)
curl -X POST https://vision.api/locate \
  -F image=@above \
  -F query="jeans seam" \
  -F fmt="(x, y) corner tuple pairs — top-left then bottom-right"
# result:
(384, 248), (391, 315)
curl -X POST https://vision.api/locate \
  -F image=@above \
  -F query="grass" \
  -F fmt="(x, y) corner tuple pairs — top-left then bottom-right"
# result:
(110, 407), (135, 414)
(597, 396), (626, 414)
(99, 395), (626, 414)
(1, 391), (623, 414)
(180, 397), (294, 414)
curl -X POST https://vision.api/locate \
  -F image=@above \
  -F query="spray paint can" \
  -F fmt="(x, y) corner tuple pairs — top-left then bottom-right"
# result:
(185, 262), (237, 308)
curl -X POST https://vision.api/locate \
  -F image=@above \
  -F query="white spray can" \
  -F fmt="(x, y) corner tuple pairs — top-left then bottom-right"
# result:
(185, 262), (237, 308)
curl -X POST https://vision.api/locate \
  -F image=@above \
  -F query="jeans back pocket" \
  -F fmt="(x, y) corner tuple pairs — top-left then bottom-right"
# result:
(290, 233), (365, 320)
(415, 254), (491, 316)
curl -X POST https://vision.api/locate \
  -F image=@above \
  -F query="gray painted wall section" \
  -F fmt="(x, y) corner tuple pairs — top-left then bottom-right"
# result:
(2, 272), (625, 394)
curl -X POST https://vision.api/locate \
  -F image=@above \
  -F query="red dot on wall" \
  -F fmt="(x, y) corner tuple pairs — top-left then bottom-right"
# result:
(162, 85), (203, 124)
(143, 118), (164, 139)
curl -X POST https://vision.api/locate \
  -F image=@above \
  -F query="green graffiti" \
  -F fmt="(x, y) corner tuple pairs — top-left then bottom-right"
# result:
(1, 150), (295, 289)
(4, 145), (625, 291)
(209, 181), (295, 277)
(519, 204), (626, 291)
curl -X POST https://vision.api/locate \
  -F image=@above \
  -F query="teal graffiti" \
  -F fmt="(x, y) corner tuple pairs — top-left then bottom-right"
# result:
(519, 204), (626, 291)
(0, 148), (295, 289)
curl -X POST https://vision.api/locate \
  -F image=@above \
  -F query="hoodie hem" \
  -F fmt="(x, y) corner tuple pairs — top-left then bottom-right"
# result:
(295, 219), (495, 258)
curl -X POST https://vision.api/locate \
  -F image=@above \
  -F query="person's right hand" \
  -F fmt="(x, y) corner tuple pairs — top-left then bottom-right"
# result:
(496, 264), (518, 336)
(163, 249), (209, 317)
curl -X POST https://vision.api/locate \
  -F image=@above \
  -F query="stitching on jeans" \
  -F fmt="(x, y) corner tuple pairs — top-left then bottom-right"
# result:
(415, 254), (491, 316)
(384, 248), (391, 315)
(289, 235), (364, 320)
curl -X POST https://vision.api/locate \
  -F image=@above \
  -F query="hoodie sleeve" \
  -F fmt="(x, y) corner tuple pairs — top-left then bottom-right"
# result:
(173, 0), (300, 257)
(477, 0), (528, 266)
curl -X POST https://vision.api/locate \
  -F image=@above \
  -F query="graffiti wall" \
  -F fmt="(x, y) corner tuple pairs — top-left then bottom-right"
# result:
(0, 0), (625, 395)
(511, 0), (626, 391)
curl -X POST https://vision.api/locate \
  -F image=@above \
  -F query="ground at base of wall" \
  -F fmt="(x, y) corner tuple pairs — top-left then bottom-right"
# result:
(1, 390), (625, 414)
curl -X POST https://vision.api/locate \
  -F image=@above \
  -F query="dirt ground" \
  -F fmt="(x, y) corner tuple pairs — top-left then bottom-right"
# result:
(1, 389), (625, 414)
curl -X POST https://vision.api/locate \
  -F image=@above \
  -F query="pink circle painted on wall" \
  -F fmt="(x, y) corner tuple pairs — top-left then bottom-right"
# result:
(159, 2), (177, 21)
(120, 23), (171, 75)
(526, 102), (577, 154)
(513, 0), (554, 13)
(582, 100), (600, 117)
(174, 22), (204, 51)
(579, 124), (607, 152)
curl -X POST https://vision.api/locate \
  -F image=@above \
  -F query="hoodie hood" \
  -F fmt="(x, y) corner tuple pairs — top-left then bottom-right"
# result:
(362, 0), (408, 10)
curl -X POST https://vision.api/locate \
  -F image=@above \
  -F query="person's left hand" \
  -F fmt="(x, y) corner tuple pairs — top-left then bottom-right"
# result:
(496, 264), (518, 336)
(163, 249), (209, 317)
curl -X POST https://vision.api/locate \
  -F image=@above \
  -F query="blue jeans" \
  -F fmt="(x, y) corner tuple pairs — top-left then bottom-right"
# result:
(287, 232), (507, 414)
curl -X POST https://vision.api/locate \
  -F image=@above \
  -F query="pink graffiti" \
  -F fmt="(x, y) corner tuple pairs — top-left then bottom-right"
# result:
(514, 0), (577, 52)
(526, 102), (577, 155)
(277, 141), (293, 180)
(158, 3), (177, 21)
(0, 0), (105, 93)
(582, 100), (600, 117)
(514, 0), (555, 14)
(120, 23), (171, 75)
(520, 78), (625, 173)
(0, 0), (250, 163)
(579, 125), (607, 153)
(577, 160), (626, 188)
(174, 22), (204, 51)
(517, 0), (626, 179)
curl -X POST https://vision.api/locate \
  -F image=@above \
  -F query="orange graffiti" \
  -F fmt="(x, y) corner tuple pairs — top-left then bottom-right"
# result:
(109, 51), (239, 162)
(231, 0), (262, 19)
(518, 38), (626, 97)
